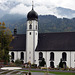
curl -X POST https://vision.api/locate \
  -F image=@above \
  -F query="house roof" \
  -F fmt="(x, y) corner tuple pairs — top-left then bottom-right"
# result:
(10, 34), (26, 51)
(36, 32), (75, 51)
(10, 32), (75, 51)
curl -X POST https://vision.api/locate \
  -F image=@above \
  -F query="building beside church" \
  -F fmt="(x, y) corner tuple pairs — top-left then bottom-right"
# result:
(9, 4), (75, 68)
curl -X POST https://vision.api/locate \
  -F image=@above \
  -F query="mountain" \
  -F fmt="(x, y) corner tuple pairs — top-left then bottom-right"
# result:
(56, 7), (75, 18)
(0, 14), (25, 23)
(0, 1), (75, 34)
(1, 15), (75, 34)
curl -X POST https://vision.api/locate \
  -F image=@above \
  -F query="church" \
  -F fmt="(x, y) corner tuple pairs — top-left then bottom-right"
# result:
(9, 3), (75, 68)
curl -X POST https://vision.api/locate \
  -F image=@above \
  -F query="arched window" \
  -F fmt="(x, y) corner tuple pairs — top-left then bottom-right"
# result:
(21, 52), (24, 60)
(50, 52), (54, 61)
(29, 24), (32, 29)
(30, 32), (31, 35)
(62, 52), (67, 61)
(11, 52), (14, 60)
(50, 61), (54, 68)
(39, 52), (43, 60)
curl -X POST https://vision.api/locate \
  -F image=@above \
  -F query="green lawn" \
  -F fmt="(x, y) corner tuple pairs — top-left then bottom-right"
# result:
(20, 70), (75, 75)
(49, 71), (75, 75)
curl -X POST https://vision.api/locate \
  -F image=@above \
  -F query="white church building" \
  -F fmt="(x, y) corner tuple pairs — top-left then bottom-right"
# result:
(9, 4), (75, 68)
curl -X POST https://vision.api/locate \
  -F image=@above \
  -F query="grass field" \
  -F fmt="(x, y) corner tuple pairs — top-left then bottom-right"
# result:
(20, 70), (75, 75)
(49, 71), (75, 75)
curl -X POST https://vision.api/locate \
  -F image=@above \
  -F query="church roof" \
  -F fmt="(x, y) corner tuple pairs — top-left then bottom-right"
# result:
(10, 34), (26, 51)
(27, 2), (38, 21)
(27, 9), (38, 20)
(10, 32), (75, 51)
(36, 32), (75, 51)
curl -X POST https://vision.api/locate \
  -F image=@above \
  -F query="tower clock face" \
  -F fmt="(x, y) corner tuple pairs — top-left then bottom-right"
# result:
(29, 21), (32, 24)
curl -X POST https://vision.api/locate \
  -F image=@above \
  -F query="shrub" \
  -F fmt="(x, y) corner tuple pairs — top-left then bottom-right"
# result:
(31, 64), (37, 68)
(15, 59), (22, 67)
(39, 58), (46, 67)
(41, 67), (47, 69)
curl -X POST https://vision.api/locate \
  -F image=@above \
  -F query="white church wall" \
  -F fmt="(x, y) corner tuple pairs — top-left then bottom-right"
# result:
(27, 20), (38, 31)
(26, 20), (38, 64)
(9, 51), (26, 63)
(35, 51), (47, 67)
(26, 31), (34, 63)
(71, 52), (75, 68)
(35, 51), (74, 68)
(35, 52), (39, 66)
(54, 51), (71, 68)
(66, 51), (70, 68)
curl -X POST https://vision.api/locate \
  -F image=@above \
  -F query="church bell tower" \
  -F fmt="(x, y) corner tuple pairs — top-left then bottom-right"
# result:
(26, 1), (38, 64)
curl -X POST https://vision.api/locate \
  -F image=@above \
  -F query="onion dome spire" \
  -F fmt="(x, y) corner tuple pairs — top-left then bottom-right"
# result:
(32, 1), (34, 10)
(27, 1), (38, 20)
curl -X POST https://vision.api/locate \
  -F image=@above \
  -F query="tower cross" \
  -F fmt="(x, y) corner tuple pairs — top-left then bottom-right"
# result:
(32, 0), (34, 10)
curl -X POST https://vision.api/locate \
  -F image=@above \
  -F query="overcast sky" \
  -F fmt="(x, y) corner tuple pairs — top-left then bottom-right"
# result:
(0, 0), (74, 9)
(0, 0), (75, 18)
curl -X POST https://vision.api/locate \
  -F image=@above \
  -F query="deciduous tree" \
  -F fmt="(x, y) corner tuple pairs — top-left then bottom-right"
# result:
(0, 22), (13, 64)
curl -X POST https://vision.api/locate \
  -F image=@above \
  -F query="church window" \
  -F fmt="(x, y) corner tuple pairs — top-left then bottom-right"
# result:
(30, 32), (31, 35)
(29, 24), (32, 29)
(39, 52), (43, 60)
(50, 61), (54, 68)
(62, 52), (67, 61)
(11, 52), (14, 60)
(21, 52), (24, 60)
(50, 52), (54, 61)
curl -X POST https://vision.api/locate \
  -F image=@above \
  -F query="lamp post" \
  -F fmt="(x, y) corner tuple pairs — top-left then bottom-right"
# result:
(28, 61), (31, 75)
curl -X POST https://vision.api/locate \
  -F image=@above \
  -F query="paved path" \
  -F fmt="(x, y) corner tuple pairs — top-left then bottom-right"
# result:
(31, 72), (56, 75)
(6, 70), (16, 75)
(0, 70), (56, 75)
(0, 71), (56, 75)
(0, 70), (7, 74)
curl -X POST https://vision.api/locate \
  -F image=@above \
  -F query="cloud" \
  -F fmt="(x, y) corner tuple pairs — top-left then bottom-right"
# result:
(2, 0), (75, 18)
(35, 0), (75, 10)
(9, 3), (30, 15)
(1, 0), (75, 10)
(9, 3), (57, 17)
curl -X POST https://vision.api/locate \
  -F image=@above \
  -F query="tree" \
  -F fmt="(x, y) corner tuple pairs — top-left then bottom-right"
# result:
(59, 58), (63, 68)
(59, 58), (67, 69)
(39, 58), (46, 67)
(0, 22), (13, 64)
